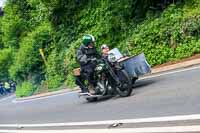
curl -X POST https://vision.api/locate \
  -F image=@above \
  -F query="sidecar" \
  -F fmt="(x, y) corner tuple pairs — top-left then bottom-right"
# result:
(120, 53), (151, 78)
(108, 48), (151, 83)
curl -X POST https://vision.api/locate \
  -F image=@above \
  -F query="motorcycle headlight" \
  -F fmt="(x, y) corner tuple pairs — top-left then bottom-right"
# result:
(96, 66), (103, 71)
(95, 63), (104, 71)
(108, 53), (117, 62)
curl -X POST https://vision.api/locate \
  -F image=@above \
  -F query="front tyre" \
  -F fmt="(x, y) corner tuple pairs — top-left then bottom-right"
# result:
(116, 69), (132, 97)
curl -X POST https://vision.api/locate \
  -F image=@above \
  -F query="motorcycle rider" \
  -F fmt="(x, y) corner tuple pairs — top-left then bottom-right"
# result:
(76, 34), (99, 94)
(9, 80), (16, 92)
(4, 81), (10, 93)
(0, 82), (6, 95)
(101, 44), (110, 58)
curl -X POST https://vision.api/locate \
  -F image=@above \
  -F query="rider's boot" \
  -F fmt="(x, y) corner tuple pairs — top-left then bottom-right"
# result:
(88, 84), (97, 95)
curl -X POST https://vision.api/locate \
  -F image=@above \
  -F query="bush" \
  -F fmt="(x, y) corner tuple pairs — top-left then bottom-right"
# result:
(1, 0), (34, 48)
(125, 4), (200, 66)
(16, 81), (35, 97)
(46, 50), (65, 90)
(0, 48), (12, 80)
(9, 22), (53, 83)
(64, 39), (81, 87)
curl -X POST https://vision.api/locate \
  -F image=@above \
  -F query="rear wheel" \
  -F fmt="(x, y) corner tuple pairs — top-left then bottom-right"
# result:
(115, 69), (132, 97)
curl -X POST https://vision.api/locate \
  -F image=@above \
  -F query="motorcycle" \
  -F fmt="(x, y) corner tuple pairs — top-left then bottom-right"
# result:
(76, 48), (151, 102)
(77, 54), (133, 102)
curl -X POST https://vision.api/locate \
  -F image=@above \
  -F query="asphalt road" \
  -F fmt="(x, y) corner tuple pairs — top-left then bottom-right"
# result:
(0, 66), (200, 127)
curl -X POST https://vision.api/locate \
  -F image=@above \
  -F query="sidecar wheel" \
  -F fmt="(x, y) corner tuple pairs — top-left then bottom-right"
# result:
(132, 77), (138, 86)
(116, 69), (132, 97)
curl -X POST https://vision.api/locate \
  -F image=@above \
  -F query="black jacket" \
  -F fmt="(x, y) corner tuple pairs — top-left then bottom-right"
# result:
(77, 44), (98, 66)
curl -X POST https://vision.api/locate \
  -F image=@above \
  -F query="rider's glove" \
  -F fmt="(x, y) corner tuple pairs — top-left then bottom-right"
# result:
(87, 57), (97, 66)
(90, 57), (97, 61)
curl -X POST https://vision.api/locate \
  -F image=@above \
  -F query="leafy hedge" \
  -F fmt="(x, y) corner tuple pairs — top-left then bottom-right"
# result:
(9, 22), (53, 83)
(46, 49), (65, 90)
(16, 81), (35, 97)
(125, 4), (200, 65)
(0, 48), (12, 80)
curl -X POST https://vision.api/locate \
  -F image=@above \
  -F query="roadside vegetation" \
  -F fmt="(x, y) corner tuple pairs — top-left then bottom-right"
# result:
(0, 0), (199, 97)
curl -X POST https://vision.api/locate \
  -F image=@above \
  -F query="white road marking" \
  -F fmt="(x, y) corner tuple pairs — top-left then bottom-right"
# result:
(0, 114), (200, 128)
(0, 125), (200, 133)
(140, 65), (200, 80)
(12, 91), (79, 103)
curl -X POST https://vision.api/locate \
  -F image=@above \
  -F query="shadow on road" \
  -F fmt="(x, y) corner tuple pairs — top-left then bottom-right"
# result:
(81, 95), (114, 104)
(81, 79), (158, 104)
(133, 79), (157, 90)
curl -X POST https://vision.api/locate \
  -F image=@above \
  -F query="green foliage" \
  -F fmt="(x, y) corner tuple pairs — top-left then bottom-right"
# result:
(46, 50), (65, 90)
(16, 81), (36, 97)
(64, 40), (81, 87)
(126, 4), (200, 66)
(9, 22), (53, 83)
(26, 0), (49, 28)
(0, 17), (3, 48)
(0, 48), (12, 80)
(1, 3), (24, 48)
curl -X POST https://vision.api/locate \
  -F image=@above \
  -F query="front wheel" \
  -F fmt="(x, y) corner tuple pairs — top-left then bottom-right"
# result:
(115, 69), (132, 97)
